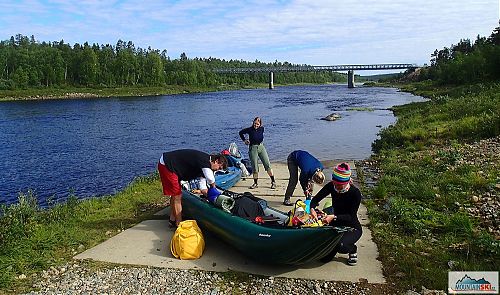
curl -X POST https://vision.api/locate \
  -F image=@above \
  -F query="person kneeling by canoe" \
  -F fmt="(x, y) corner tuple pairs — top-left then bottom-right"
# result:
(309, 162), (362, 265)
(158, 149), (228, 228)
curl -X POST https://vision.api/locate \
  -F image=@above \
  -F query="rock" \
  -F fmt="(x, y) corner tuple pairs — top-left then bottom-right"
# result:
(471, 195), (479, 202)
(422, 286), (447, 295)
(321, 113), (341, 121)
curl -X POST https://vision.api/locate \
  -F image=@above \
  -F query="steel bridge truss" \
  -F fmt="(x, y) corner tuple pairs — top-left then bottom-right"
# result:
(213, 63), (418, 74)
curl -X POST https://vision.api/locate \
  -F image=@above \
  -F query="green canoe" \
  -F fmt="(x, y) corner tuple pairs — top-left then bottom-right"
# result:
(181, 190), (349, 265)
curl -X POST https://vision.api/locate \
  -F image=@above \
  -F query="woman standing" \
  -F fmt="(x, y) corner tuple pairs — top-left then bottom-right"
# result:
(239, 117), (276, 189)
(310, 162), (362, 265)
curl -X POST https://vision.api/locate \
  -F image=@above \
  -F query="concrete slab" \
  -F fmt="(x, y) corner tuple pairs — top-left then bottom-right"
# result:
(75, 161), (385, 283)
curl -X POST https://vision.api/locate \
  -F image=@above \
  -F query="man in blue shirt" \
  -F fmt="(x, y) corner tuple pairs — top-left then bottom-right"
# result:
(283, 150), (325, 206)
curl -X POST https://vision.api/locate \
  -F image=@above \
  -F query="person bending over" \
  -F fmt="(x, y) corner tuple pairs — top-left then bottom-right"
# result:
(158, 149), (227, 227)
(283, 150), (325, 206)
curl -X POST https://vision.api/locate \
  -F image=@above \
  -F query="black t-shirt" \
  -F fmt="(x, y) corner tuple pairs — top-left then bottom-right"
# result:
(162, 149), (211, 181)
(310, 182), (362, 230)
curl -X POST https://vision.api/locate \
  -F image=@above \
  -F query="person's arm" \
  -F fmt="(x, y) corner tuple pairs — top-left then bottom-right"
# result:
(201, 168), (216, 187)
(239, 127), (249, 141)
(310, 181), (333, 208)
(335, 189), (362, 223)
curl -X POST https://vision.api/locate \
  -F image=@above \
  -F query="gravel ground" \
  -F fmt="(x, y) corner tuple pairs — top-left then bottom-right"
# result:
(437, 136), (500, 239)
(23, 261), (396, 295)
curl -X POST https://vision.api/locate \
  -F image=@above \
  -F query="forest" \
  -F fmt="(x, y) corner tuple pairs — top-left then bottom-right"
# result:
(0, 34), (346, 90)
(416, 23), (500, 84)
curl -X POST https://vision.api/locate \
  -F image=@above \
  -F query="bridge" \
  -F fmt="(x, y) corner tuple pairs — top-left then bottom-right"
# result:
(213, 63), (419, 88)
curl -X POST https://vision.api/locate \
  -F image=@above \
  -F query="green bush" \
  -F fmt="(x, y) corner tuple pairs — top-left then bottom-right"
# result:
(0, 191), (40, 246)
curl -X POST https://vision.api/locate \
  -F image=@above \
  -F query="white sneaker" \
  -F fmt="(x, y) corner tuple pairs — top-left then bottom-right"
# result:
(347, 253), (358, 266)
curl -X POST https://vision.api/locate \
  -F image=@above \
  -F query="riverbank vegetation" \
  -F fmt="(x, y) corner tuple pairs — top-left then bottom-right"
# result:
(0, 34), (346, 100)
(364, 23), (500, 291)
(0, 175), (166, 292)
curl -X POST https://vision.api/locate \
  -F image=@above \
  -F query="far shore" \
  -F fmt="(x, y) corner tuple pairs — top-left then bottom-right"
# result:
(0, 85), (221, 102)
(0, 83), (260, 102)
(0, 82), (359, 102)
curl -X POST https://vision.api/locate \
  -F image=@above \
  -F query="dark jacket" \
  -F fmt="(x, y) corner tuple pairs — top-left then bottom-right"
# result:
(239, 126), (264, 145)
(310, 182), (362, 230)
(288, 150), (324, 191)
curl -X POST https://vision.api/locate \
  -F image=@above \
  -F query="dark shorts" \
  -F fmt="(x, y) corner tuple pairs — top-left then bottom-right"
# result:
(158, 162), (181, 196)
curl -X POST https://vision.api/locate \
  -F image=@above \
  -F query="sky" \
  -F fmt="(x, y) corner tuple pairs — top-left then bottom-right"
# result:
(1, 0), (499, 71)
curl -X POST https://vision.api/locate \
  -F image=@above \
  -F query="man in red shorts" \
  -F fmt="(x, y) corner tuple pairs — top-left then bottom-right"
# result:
(158, 149), (228, 227)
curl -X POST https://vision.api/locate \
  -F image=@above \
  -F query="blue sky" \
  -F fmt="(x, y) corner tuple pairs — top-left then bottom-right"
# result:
(1, 0), (499, 69)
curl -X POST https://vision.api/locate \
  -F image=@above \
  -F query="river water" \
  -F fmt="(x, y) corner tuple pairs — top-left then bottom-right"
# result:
(0, 84), (424, 207)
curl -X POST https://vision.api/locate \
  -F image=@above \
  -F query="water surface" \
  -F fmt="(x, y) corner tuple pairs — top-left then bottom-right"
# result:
(0, 84), (424, 206)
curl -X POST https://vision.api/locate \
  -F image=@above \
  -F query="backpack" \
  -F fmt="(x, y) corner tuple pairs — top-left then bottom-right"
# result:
(170, 220), (205, 260)
(230, 194), (265, 220)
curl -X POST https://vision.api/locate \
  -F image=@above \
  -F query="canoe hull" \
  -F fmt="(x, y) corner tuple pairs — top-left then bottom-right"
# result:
(182, 191), (345, 265)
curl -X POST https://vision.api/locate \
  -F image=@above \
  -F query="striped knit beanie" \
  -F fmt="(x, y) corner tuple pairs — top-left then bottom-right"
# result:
(332, 163), (351, 184)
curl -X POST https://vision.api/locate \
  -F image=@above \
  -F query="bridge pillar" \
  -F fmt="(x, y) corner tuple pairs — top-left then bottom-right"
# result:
(269, 71), (274, 89)
(348, 70), (355, 88)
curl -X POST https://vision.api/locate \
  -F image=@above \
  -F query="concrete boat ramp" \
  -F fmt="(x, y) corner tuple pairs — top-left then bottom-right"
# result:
(75, 161), (385, 283)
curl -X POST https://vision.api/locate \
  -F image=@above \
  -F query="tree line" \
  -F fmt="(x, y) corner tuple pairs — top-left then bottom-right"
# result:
(0, 34), (345, 90)
(416, 23), (500, 84)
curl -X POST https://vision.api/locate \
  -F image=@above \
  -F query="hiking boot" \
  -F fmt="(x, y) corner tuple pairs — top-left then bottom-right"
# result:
(249, 183), (258, 189)
(283, 198), (292, 206)
(271, 182), (277, 189)
(347, 253), (358, 266)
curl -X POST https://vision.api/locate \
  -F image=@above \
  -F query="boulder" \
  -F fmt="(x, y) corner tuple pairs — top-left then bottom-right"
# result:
(321, 113), (341, 121)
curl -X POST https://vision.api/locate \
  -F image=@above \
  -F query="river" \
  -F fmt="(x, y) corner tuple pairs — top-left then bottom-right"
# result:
(0, 84), (424, 207)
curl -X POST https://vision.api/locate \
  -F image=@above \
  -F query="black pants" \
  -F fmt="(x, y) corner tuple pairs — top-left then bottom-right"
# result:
(335, 228), (362, 254)
(284, 154), (298, 199)
(323, 228), (362, 261)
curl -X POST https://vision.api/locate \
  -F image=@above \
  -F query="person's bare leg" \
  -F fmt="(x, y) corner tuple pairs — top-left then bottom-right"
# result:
(168, 196), (175, 220)
(172, 194), (182, 225)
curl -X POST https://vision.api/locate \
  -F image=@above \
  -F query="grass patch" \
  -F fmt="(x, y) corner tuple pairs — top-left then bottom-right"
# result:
(346, 107), (374, 112)
(0, 174), (165, 292)
(366, 81), (500, 291)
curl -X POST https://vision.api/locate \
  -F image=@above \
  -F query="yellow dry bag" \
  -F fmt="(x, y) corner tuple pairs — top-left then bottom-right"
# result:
(170, 220), (205, 260)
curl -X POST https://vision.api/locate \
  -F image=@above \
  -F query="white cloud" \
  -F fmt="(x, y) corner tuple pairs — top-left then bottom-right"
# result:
(1, 0), (498, 66)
